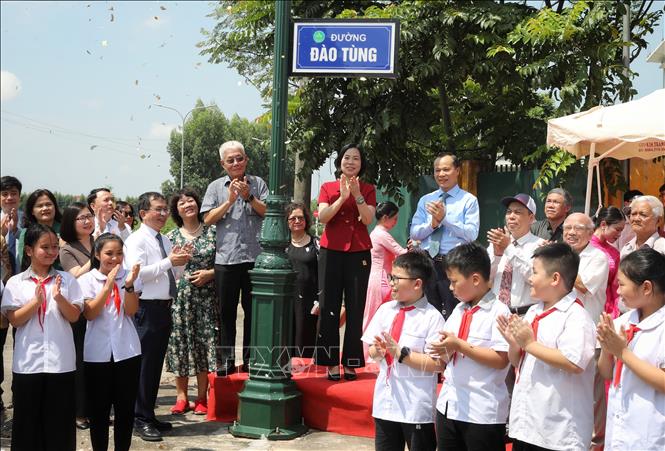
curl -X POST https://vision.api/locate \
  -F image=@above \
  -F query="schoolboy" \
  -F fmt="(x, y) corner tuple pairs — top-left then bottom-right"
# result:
(497, 243), (596, 451)
(430, 242), (511, 451)
(362, 251), (445, 451)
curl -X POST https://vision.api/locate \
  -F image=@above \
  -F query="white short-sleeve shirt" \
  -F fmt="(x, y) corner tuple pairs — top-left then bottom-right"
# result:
(605, 306), (665, 451)
(0, 268), (83, 374)
(509, 292), (596, 450)
(78, 268), (142, 363)
(361, 297), (445, 424)
(436, 291), (511, 424)
(575, 243), (609, 326)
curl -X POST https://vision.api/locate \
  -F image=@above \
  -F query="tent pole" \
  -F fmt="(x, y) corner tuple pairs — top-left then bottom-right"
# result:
(584, 144), (596, 215)
(596, 159), (603, 215)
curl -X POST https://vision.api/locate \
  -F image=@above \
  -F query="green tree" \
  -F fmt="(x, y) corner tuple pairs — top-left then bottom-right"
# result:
(160, 100), (287, 200)
(199, 0), (662, 199)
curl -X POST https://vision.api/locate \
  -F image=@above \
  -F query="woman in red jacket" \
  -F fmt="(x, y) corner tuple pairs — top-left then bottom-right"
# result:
(315, 144), (376, 381)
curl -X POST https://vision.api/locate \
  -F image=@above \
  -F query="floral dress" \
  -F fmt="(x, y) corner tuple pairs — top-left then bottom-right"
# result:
(165, 225), (218, 376)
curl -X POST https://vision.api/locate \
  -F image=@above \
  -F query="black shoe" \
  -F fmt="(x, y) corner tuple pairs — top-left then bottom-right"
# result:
(134, 424), (162, 442)
(241, 363), (249, 373)
(216, 364), (236, 377)
(152, 419), (172, 432)
(343, 371), (357, 381)
(327, 368), (341, 381)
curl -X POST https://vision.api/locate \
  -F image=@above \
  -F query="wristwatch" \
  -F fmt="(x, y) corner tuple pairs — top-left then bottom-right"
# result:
(398, 346), (411, 363)
(247, 194), (255, 203)
(124, 285), (135, 293)
(355, 195), (365, 205)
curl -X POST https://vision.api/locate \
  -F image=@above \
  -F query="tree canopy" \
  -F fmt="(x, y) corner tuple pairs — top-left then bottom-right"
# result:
(198, 0), (662, 199)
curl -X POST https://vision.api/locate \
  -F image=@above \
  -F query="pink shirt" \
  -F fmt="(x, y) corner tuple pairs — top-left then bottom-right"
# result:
(590, 235), (620, 318)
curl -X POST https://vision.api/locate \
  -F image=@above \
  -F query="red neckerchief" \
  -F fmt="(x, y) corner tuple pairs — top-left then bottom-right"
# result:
(613, 324), (640, 388)
(30, 275), (53, 331)
(106, 282), (121, 314)
(516, 299), (584, 382)
(385, 305), (416, 379)
(452, 305), (481, 364)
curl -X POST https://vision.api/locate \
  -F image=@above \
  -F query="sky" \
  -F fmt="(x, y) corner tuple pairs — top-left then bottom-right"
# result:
(1, 1), (664, 199)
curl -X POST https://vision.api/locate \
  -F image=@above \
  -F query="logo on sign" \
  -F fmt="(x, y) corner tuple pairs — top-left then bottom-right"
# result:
(313, 30), (325, 44)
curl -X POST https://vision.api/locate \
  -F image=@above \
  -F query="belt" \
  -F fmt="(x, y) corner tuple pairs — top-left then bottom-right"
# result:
(509, 305), (532, 315)
(139, 299), (172, 307)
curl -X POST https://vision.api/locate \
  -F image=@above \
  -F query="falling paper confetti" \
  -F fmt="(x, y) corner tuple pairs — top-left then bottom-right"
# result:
(90, 145), (98, 150)
(110, 14), (114, 22)
(134, 80), (139, 86)
(160, 5), (166, 10)
(101, 40), (108, 47)
(154, 94), (161, 101)
(86, 50), (91, 55)
(153, 16), (159, 20)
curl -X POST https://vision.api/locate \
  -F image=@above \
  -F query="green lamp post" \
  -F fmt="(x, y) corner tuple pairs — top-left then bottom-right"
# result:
(229, 0), (307, 440)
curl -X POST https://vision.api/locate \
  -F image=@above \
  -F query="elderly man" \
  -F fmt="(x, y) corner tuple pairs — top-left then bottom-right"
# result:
(87, 187), (131, 239)
(410, 153), (479, 318)
(201, 140), (268, 376)
(530, 188), (573, 243)
(620, 195), (665, 257)
(487, 194), (542, 315)
(616, 189), (643, 250)
(563, 212), (610, 450)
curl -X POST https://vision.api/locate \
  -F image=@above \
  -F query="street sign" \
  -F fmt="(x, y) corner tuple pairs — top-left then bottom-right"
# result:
(291, 19), (399, 77)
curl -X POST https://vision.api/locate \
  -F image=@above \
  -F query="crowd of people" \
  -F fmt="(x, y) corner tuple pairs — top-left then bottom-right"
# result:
(0, 141), (664, 451)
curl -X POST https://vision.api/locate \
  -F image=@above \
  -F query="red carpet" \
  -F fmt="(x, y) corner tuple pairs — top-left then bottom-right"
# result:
(207, 358), (379, 437)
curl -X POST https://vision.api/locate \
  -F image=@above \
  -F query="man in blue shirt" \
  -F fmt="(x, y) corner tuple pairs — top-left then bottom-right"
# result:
(410, 153), (480, 318)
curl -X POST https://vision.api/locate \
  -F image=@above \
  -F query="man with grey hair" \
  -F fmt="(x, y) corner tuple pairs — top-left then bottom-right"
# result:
(563, 212), (609, 450)
(530, 188), (573, 243)
(201, 140), (268, 376)
(620, 195), (665, 257)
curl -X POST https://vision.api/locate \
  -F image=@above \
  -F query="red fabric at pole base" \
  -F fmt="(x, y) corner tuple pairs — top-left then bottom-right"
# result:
(206, 358), (378, 437)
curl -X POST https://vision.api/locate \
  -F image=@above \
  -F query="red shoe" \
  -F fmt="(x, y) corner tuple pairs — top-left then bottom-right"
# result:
(193, 398), (208, 415)
(170, 399), (192, 415)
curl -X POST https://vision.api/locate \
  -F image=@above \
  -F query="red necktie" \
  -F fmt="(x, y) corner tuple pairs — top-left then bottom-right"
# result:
(516, 299), (584, 382)
(106, 282), (121, 314)
(613, 324), (640, 388)
(498, 241), (518, 306)
(385, 305), (416, 376)
(30, 276), (53, 331)
(452, 305), (480, 364)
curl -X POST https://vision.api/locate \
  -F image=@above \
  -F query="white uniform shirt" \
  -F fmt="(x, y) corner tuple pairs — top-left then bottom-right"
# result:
(605, 306), (665, 451)
(0, 268), (83, 374)
(123, 223), (183, 300)
(94, 217), (131, 241)
(78, 268), (142, 363)
(488, 232), (542, 308)
(575, 243), (609, 326)
(361, 297), (445, 424)
(620, 231), (665, 258)
(509, 292), (596, 450)
(436, 291), (511, 424)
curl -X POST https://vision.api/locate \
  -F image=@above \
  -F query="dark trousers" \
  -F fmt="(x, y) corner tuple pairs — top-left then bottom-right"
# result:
(133, 301), (172, 426)
(426, 257), (458, 319)
(374, 417), (436, 451)
(72, 315), (87, 418)
(435, 409), (505, 451)
(511, 439), (555, 451)
(85, 356), (141, 451)
(294, 297), (318, 359)
(0, 326), (7, 402)
(315, 248), (370, 368)
(11, 371), (76, 451)
(215, 262), (253, 369)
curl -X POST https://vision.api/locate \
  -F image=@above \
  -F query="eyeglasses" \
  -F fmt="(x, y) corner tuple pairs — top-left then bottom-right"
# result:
(76, 214), (94, 223)
(288, 216), (305, 223)
(149, 208), (170, 216)
(224, 156), (245, 164)
(121, 211), (134, 217)
(388, 275), (417, 283)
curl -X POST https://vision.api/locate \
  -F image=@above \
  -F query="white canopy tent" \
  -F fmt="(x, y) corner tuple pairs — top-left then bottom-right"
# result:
(546, 89), (665, 214)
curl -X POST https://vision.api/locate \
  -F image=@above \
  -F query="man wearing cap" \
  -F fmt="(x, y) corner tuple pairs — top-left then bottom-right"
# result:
(410, 153), (479, 318)
(562, 212), (609, 450)
(487, 193), (543, 315)
(530, 188), (573, 243)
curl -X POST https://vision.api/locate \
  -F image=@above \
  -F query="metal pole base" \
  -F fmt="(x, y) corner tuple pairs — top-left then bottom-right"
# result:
(229, 379), (308, 440)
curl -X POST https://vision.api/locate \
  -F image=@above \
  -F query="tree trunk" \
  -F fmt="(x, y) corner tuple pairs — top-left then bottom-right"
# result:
(437, 81), (456, 153)
(293, 150), (311, 208)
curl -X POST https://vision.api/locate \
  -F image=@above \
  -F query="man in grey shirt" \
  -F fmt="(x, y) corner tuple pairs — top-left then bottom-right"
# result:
(530, 187), (573, 243)
(201, 140), (268, 376)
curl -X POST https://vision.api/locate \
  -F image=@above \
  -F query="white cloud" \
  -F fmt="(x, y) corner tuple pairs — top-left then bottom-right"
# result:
(1, 70), (22, 102)
(148, 122), (177, 139)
